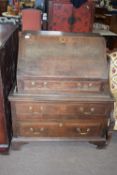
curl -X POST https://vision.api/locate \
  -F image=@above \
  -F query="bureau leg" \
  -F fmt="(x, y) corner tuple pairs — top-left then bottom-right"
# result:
(106, 112), (115, 146)
(90, 113), (115, 149)
(89, 141), (107, 149)
(96, 141), (107, 149)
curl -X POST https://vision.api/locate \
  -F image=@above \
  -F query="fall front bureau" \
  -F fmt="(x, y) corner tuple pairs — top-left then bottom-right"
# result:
(9, 31), (115, 148)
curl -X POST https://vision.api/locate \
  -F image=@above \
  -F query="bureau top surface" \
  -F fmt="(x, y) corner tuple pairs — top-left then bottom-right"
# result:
(0, 24), (17, 48)
(9, 89), (114, 102)
(17, 31), (108, 80)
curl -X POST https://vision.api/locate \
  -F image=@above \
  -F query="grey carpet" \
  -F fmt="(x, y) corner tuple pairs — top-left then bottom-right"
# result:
(0, 132), (117, 175)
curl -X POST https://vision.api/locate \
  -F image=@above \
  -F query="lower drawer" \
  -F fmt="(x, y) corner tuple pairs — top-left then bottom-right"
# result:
(15, 120), (105, 138)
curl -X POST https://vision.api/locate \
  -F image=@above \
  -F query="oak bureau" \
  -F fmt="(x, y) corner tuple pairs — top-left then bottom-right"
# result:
(9, 31), (115, 148)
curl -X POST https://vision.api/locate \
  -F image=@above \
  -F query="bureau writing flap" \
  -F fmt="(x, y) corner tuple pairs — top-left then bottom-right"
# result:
(17, 31), (108, 80)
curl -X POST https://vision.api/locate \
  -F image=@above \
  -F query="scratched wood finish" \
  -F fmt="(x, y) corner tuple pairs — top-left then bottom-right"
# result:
(9, 32), (114, 148)
(17, 31), (108, 95)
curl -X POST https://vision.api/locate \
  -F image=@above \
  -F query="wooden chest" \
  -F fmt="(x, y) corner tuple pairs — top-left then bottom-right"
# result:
(0, 24), (18, 153)
(48, 0), (95, 32)
(9, 31), (115, 148)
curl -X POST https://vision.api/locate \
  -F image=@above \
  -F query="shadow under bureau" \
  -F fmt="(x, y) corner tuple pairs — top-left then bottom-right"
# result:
(9, 31), (115, 149)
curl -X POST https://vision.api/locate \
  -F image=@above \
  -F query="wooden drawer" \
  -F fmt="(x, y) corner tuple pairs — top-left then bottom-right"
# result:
(14, 101), (110, 119)
(16, 120), (104, 137)
(17, 79), (104, 94)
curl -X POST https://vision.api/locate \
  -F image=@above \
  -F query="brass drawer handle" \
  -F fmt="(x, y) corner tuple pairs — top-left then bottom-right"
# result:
(40, 127), (44, 132)
(84, 108), (95, 115)
(40, 106), (43, 111)
(79, 107), (84, 112)
(59, 37), (66, 44)
(89, 83), (92, 87)
(59, 123), (63, 127)
(30, 127), (34, 131)
(31, 81), (35, 86)
(84, 112), (91, 115)
(90, 107), (95, 112)
(33, 132), (40, 135)
(76, 128), (90, 135)
(44, 81), (47, 86)
(29, 127), (45, 134)
(29, 106), (33, 111)
(29, 128), (39, 135)
(77, 83), (81, 87)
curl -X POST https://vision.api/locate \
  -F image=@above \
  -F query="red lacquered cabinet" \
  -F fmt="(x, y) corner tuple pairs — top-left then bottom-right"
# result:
(48, 0), (95, 32)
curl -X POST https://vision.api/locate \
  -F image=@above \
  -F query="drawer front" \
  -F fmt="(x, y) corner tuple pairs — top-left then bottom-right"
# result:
(17, 79), (103, 94)
(14, 102), (109, 119)
(16, 120), (103, 137)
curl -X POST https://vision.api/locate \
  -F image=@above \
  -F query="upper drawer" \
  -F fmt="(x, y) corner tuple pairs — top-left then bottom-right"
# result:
(14, 101), (111, 117)
(17, 79), (108, 94)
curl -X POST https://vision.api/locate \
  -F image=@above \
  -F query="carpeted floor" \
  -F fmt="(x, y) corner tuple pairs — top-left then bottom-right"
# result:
(0, 132), (117, 175)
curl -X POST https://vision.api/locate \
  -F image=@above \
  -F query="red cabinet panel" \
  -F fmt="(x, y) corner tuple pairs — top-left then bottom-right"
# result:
(72, 2), (94, 32)
(50, 3), (73, 32)
(48, 0), (94, 32)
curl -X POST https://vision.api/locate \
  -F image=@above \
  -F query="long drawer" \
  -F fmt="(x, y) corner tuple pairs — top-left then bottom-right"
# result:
(13, 101), (112, 120)
(15, 120), (105, 137)
(17, 79), (108, 94)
